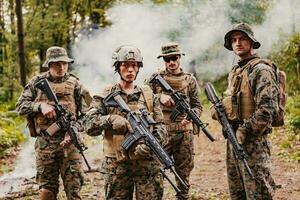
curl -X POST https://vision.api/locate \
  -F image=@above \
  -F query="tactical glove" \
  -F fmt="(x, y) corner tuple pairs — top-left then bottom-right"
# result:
(108, 114), (133, 134)
(134, 142), (152, 157)
(236, 127), (247, 145)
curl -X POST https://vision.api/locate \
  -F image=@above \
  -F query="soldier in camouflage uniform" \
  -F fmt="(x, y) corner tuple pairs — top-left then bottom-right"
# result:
(84, 45), (166, 200)
(16, 46), (91, 200)
(148, 42), (203, 200)
(219, 23), (279, 200)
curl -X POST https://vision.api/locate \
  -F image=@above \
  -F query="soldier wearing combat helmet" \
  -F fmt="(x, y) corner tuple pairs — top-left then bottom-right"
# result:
(16, 46), (91, 200)
(148, 42), (203, 200)
(84, 45), (166, 200)
(212, 23), (279, 199)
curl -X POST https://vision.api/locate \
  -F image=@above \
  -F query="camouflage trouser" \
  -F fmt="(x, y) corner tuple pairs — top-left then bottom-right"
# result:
(101, 157), (163, 200)
(227, 134), (276, 200)
(164, 131), (194, 200)
(35, 135), (84, 200)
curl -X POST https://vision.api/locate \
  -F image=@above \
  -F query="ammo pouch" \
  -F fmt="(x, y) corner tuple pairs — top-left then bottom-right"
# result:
(222, 95), (240, 122)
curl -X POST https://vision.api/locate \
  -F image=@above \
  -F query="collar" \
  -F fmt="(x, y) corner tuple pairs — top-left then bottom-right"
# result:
(165, 67), (184, 76)
(46, 72), (70, 83)
(237, 54), (259, 68)
(113, 83), (142, 95)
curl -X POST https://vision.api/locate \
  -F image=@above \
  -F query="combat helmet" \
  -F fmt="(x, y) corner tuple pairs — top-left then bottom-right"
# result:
(224, 23), (261, 51)
(42, 46), (74, 68)
(112, 45), (143, 68)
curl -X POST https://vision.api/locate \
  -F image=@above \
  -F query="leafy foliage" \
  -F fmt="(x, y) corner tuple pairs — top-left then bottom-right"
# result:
(270, 33), (300, 92)
(227, 0), (272, 24)
(268, 32), (300, 162)
(0, 102), (26, 158)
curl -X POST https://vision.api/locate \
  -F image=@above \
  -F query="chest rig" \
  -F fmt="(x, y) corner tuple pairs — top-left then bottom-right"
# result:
(158, 70), (193, 132)
(34, 76), (77, 134)
(102, 85), (153, 161)
(225, 58), (273, 122)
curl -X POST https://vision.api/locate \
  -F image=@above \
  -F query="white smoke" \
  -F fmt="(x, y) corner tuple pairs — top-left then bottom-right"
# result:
(255, 0), (300, 56)
(73, 0), (300, 94)
(73, 1), (232, 94)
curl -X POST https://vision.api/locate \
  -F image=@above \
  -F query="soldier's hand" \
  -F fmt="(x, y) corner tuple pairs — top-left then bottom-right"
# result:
(134, 142), (151, 157)
(60, 132), (71, 147)
(160, 94), (175, 107)
(40, 102), (56, 119)
(181, 117), (192, 127)
(236, 127), (247, 145)
(210, 106), (220, 121)
(108, 114), (133, 133)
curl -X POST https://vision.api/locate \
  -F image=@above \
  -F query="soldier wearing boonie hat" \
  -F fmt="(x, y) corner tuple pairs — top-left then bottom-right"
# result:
(224, 22), (261, 51)
(210, 23), (278, 200)
(148, 42), (203, 200)
(16, 46), (91, 200)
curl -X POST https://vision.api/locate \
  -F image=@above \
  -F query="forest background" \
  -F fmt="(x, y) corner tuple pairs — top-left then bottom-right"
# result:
(0, 0), (299, 194)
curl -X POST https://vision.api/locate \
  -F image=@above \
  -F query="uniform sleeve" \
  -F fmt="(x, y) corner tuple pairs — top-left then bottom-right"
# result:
(15, 77), (41, 116)
(83, 95), (111, 136)
(241, 64), (279, 135)
(152, 94), (167, 145)
(75, 80), (92, 117)
(188, 76), (203, 116)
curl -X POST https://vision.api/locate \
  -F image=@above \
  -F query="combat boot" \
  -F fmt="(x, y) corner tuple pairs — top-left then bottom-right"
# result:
(39, 188), (56, 200)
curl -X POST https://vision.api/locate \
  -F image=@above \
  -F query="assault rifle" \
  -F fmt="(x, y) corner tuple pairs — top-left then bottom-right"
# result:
(204, 82), (254, 179)
(149, 74), (215, 142)
(104, 91), (188, 195)
(35, 78), (91, 171)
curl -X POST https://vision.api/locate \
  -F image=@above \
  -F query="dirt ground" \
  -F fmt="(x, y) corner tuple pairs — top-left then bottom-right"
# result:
(1, 108), (300, 200)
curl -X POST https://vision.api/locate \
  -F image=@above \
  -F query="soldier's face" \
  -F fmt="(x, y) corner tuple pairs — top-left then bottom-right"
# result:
(164, 55), (181, 74)
(49, 61), (68, 79)
(119, 61), (139, 83)
(231, 31), (253, 58)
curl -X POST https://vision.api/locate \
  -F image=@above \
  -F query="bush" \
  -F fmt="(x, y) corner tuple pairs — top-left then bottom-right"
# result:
(285, 92), (300, 134)
(0, 102), (27, 158)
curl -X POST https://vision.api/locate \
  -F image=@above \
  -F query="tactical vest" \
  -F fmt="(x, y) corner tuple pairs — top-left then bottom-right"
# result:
(224, 57), (281, 124)
(159, 70), (193, 132)
(34, 76), (78, 135)
(102, 85), (153, 161)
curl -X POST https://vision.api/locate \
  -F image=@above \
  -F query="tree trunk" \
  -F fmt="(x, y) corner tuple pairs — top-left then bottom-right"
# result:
(0, 0), (4, 75)
(9, 0), (16, 100)
(39, 2), (46, 73)
(15, 0), (26, 87)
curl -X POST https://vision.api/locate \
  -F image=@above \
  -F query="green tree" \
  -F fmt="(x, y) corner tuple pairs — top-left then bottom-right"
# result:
(227, 0), (273, 24)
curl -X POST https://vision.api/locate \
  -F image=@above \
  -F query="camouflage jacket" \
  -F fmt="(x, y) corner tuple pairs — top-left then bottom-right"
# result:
(227, 55), (279, 134)
(16, 72), (90, 121)
(84, 83), (166, 144)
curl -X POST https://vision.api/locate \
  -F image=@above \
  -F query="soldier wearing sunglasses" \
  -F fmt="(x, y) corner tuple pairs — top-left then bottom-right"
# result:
(148, 42), (203, 200)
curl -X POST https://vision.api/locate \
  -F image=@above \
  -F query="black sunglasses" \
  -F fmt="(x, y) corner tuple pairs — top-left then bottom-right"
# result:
(163, 56), (179, 63)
